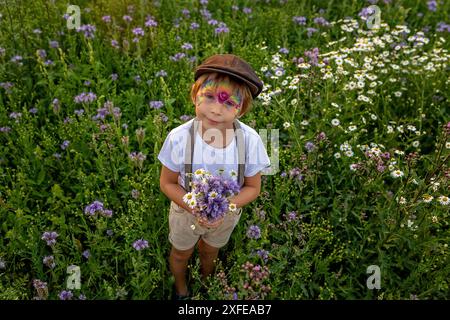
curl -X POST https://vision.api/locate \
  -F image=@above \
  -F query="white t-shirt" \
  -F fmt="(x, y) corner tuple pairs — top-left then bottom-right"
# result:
(157, 118), (271, 188)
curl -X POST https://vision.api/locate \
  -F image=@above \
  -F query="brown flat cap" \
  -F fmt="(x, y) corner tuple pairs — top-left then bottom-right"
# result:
(194, 54), (264, 99)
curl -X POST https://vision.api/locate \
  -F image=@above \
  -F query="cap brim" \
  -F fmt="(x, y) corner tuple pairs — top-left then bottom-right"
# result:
(195, 67), (260, 98)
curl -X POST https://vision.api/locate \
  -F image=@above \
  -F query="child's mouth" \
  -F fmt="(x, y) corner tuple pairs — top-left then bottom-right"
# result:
(207, 117), (220, 125)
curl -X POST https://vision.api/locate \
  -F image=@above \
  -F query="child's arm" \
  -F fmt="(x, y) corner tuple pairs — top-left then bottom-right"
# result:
(228, 172), (262, 209)
(159, 165), (194, 213)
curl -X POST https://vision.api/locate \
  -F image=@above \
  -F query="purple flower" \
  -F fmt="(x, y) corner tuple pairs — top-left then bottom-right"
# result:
(182, 8), (190, 17)
(313, 16), (330, 26)
(75, 109), (84, 116)
(82, 250), (90, 259)
(180, 114), (192, 122)
(84, 200), (103, 216)
(41, 231), (59, 246)
(129, 151), (147, 169)
(305, 141), (315, 152)
(111, 40), (119, 49)
(306, 27), (318, 37)
(123, 15), (132, 22)
(279, 47), (289, 54)
(243, 7), (252, 14)
(106, 229), (114, 236)
(74, 92), (97, 104)
(9, 112), (22, 120)
(185, 170), (241, 222)
(111, 73), (118, 81)
(145, 15), (158, 27)
(159, 112), (169, 122)
(358, 7), (376, 19)
(286, 211), (298, 221)
(256, 249), (269, 263)
(427, 0), (437, 12)
(304, 47), (320, 66)
(43, 255), (55, 268)
(190, 22), (200, 30)
(208, 19), (218, 26)
(150, 100), (165, 109)
(247, 225), (261, 239)
(59, 290), (73, 300)
(10, 55), (23, 64)
(102, 15), (111, 23)
(37, 49), (46, 59)
(60, 140), (70, 150)
(293, 16), (307, 25)
(436, 22), (450, 32)
(132, 27), (145, 37)
(101, 209), (113, 218)
(181, 42), (193, 50)
(200, 8), (212, 20)
(155, 70), (167, 77)
(170, 52), (186, 61)
(133, 239), (149, 250)
(215, 22), (229, 34)
(33, 279), (47, 290)
(76, 24), (96, 39)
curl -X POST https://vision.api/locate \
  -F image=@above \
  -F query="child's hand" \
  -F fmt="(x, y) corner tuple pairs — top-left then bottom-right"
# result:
(190, 208), (201, 217)
(197, 216), (224, 229)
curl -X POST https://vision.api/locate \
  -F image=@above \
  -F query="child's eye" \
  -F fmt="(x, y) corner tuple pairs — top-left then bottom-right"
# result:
(205, 94), (214, 99)
(224, 101), (235, 108)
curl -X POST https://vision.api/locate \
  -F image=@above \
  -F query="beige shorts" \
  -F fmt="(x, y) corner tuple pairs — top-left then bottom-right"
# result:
(168, 200), (243, 251)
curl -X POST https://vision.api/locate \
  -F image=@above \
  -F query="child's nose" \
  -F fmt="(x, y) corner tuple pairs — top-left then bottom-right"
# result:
(210, 102), (223, 114)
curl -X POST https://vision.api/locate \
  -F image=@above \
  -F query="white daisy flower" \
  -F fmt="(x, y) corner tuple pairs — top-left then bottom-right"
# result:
(188, 199), (197, 208)
(437, 196), (449, 205)
(331, 118), (340, 126)
(344, 150), (354, 157)
(283, 122), (291, 129)
(396, 196), (407, 204)
(422, 194), (433, 203)
(208, 191), (218, 199)
(228, 203), (237, 212)
(390, 170), (404, 178)
(301, 120), (309, 126)
(348, 125), (357, 131)
(183, 192), (196, 204)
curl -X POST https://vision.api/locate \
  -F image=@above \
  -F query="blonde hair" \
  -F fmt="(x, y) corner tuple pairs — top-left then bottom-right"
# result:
(190, 72), (254, 118)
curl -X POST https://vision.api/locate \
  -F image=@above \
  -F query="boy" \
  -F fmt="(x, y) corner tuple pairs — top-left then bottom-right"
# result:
(158, 54), (270, 299)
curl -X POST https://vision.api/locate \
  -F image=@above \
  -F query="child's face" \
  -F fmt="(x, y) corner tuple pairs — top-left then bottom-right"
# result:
(194, 79), (242, 129)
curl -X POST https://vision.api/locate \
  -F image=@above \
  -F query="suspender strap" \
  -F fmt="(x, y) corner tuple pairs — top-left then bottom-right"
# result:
(184, 118), (245, 192)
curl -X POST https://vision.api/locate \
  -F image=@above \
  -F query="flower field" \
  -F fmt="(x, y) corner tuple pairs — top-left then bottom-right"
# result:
(0, 0), (449, 300)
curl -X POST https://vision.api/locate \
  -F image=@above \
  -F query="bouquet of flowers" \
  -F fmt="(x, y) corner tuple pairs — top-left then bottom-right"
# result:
(182, 168), (241, 224)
